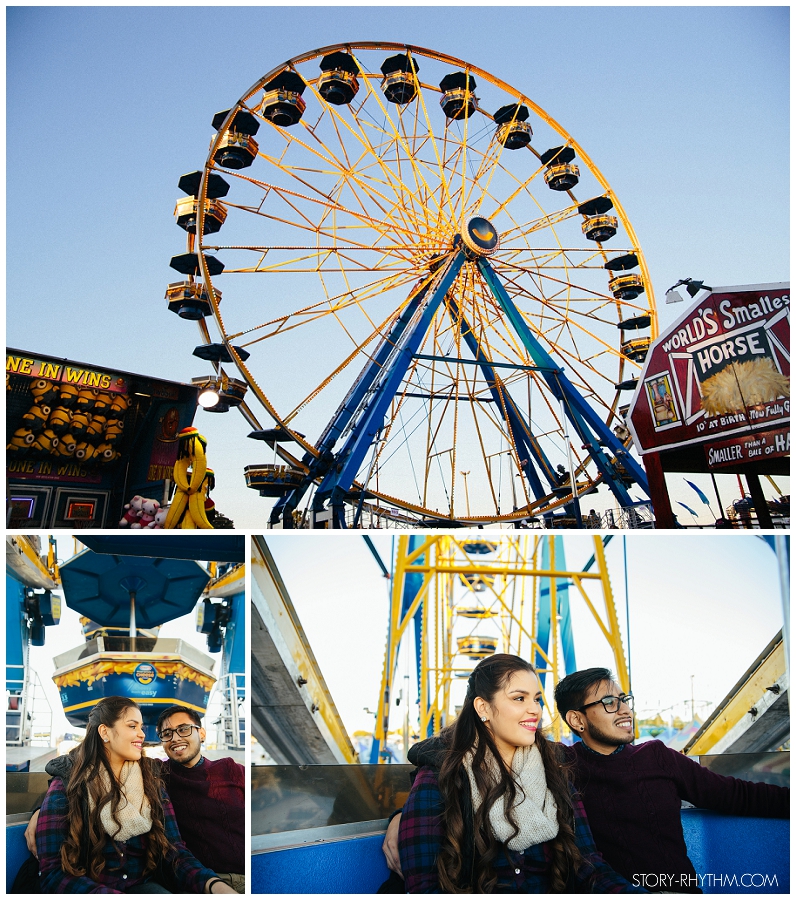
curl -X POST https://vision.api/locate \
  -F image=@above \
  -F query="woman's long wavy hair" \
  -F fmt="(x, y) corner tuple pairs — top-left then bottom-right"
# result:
(436, 655), (582, 893)
(61, 696), (174, 880)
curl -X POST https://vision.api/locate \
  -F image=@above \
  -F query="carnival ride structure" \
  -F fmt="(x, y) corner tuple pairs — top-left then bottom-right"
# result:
(370, 534), (629, 759)
(5, 534), (245, 765)
(169, 43), (657, 528)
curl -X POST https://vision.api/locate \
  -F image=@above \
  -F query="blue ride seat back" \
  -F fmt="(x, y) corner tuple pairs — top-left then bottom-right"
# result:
(6, 823), (33, 892)
(250, 811), (790, 895)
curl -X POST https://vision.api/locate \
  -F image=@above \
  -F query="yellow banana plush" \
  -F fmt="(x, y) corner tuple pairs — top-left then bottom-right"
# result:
(163, 427), (214, 530)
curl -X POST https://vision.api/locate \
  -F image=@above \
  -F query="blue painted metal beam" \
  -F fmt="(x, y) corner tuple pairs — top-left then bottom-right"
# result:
(270, 279), (439, 526)
(477, 258), (650, 503)
(314, 251), (467, 518)
(535, 536), (576, 692)
(446, 296), (557, 503)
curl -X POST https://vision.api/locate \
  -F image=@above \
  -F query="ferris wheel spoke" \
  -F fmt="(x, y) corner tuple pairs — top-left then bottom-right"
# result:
(351, 67), (449, 235)
(302, 82), (442, 243)
(228, 267), (421, 346)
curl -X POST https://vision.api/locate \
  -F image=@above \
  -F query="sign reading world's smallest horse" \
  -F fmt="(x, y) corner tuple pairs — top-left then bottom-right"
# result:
(627, 283), (789, 455)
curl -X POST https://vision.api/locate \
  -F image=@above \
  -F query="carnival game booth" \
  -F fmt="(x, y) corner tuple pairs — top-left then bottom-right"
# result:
(6, 349), (199, 528)
(626, 284), (789, 528)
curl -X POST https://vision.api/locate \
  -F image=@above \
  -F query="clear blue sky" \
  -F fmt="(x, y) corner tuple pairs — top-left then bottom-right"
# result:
(266, 533), (786, 736)
(6, 7), (789, 527)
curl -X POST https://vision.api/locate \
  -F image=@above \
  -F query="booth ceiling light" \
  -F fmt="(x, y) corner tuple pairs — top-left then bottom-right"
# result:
(192, 376), (222, 409)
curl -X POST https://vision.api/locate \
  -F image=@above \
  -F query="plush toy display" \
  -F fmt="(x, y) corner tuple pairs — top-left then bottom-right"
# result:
(119, 495), (145, 527)
(7, 381), (130, 466)
(148, 506), (169, 529)
(134, 498), (161, 529)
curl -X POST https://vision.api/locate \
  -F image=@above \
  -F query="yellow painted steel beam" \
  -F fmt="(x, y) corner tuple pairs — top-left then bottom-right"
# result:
(5, 535), (60, 589)
(683, 632), (785, 756)
(593, 538), (629, 693)
(379, 535), (630, 754)
(252, 536), (357, 764)
(206, 563), (245, 598)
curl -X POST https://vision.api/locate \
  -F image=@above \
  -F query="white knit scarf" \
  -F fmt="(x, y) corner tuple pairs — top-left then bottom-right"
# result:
(464, 742), (559, 850)
(89, 760), (153, 842)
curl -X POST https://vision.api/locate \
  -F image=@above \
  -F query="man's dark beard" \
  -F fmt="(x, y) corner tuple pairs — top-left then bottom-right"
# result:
(586, 718), (635, 747)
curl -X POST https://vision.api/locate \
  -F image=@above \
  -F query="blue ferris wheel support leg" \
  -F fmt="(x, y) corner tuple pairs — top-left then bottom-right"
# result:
(269, 278), (439, 527)
(311, 251), (467, 527)
(446, 297), (559, 507)
(477, 259), (650, 506)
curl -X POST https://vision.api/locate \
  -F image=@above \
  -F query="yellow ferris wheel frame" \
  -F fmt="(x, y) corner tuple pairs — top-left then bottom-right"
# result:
(373, 534), (629, 755)
(181, 42), (658, 524)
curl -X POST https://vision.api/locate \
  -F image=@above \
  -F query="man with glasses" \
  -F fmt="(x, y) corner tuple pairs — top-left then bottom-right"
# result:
(382, 667), (788, 892)
(25, 705), (245, 893)
(154, 706), (245, 893)
(553, 668), (788, 892)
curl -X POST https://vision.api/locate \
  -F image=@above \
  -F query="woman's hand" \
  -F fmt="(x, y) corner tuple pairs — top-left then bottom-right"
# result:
(205, 878), (237, 893)
(25, 809), (41, 857)
(383, 813), (403, 875)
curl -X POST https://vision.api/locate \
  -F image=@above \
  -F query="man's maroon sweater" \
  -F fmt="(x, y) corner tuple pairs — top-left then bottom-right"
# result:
(161, 756), (245, 876)
(569, 740), (789, 892)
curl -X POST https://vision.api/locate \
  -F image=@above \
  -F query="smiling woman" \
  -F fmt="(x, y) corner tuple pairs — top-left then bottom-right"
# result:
(396, 654), (644, 893)
(35, 696), (236, 894)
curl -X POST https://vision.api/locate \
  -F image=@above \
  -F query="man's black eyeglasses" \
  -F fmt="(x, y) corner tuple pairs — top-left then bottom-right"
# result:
(578, 693), (634, 713)
(158, 723), (201, 742)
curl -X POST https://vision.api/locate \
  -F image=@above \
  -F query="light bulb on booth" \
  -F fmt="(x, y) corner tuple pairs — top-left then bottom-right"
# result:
(198, 387), (221, 408)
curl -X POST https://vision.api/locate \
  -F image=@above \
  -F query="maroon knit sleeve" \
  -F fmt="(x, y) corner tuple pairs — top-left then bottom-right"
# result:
(659, 743), (789, 817)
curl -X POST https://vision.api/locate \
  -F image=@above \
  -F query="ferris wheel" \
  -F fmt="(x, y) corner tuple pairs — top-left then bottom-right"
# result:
(168, 42), (657, 528)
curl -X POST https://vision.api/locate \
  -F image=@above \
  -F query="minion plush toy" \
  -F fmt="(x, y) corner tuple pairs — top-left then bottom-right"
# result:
(56, 435), (77, 458)
(94, 442), (117, 463)
(7, 428), (35, 455)
(58, 434), (77, 456)
(76, 388), (97, 413)
(30, 379), (60, 407)
(69, 412), (91, 439)
(75, 442), (97, 463)
(109, 393), (130, 419)
(103, 422), (124, 447)
(59, 384), (80, 408)
(85, 416), (107, 440)
(48, 406), (73, 435)
(22, 405), (50, 432)
(31, 428), (60, 457)
(92, 392), (112, 416)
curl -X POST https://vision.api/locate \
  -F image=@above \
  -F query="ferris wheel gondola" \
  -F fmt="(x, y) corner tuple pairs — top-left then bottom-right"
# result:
(168, 42), (657, 528)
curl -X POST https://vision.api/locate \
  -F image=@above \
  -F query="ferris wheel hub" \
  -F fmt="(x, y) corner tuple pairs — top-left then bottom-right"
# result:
(460, 216), (500, 257)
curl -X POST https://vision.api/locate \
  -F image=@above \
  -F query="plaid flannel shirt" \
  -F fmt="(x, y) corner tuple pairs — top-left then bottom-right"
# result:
(36, 776), (218, 893)
(399, 766), (647, 893)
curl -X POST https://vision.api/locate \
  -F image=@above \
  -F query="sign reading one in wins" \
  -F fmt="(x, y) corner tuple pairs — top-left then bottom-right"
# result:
(6, 353), (129, 393)
(628, 283), (790, 454)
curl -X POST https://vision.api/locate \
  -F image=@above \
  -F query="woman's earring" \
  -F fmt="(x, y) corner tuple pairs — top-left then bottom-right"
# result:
(480, 716), (487, 722)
